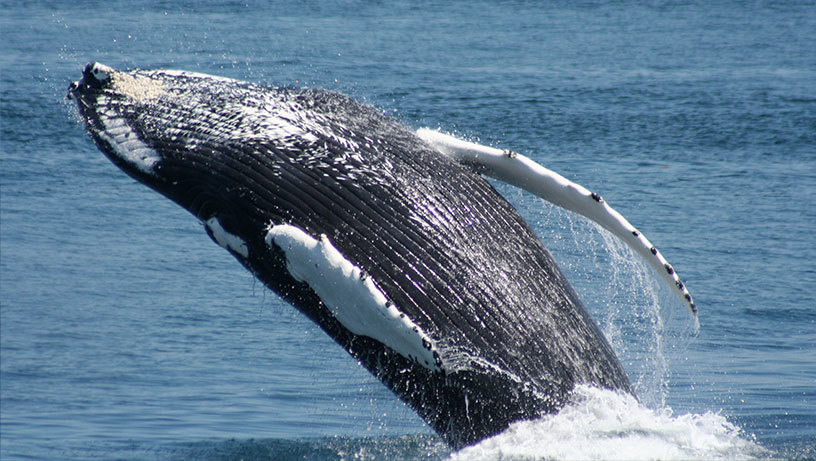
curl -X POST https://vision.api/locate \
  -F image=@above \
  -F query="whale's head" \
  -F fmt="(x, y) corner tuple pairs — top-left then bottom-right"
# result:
(68, 62), (321, 258)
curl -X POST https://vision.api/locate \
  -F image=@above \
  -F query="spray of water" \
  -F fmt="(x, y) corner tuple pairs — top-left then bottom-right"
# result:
(530, 198), (699, 407)
(597, 229), (670, 408)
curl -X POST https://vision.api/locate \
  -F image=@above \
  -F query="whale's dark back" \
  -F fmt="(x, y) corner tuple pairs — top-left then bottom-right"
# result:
(70, 65), (632, 448)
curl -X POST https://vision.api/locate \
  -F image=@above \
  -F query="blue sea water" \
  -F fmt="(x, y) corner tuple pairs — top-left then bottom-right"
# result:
(1, 1), (814, 459)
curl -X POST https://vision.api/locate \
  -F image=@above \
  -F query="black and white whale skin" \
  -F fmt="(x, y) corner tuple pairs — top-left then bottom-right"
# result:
(68, 62), (635, 448)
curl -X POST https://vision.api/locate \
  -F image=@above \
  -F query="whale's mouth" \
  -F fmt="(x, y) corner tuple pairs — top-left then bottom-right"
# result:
(67, 62), (118, 123)
(68, 62), (164, 179)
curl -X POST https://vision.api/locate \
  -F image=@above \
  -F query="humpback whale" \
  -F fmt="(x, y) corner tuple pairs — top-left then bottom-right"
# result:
(68, 62), (696, 448)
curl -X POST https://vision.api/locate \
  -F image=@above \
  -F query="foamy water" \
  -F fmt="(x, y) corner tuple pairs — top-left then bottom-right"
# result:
(451, 386), (768, 461)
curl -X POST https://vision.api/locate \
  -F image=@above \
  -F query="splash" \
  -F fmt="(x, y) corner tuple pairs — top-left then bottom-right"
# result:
(449, 385), (768, 461)
(596, 229), (671, 408)
(529, 199), (698, 408)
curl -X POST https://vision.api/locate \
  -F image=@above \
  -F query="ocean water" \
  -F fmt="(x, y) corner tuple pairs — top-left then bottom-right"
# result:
(1, 1), (814, 459)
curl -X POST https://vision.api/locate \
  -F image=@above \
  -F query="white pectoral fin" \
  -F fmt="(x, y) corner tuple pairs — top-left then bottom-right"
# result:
(266, 224), (443, 371)
(416, 128), (697, 316)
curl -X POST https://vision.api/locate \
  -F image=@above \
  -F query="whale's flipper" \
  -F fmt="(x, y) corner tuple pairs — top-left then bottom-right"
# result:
(416, 128), (697, 316)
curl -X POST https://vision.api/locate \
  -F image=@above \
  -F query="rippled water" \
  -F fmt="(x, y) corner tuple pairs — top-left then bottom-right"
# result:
(2, 1), (814, 459)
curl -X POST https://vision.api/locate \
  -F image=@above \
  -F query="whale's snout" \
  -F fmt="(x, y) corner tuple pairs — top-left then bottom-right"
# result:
(68, 62), (115, 100)
(69, 62), (166, 179)
(81, 62), (114, 88)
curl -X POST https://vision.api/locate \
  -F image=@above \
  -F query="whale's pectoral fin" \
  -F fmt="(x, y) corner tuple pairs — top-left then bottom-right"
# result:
(416, 128), (697, 317)
(265, 223), (443, 371)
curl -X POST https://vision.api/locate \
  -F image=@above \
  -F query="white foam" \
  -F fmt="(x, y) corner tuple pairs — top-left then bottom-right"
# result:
(205, 217), (249, 258)
(266, 224), (441, 371)
(450, 386), (768, 461)
(417, 128), (697, 318)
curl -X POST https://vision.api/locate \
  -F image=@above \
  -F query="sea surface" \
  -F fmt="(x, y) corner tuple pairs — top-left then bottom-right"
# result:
(1, 1), (814, 459)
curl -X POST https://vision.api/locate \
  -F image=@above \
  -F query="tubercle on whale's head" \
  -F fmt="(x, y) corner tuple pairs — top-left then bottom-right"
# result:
(70, 62), (114, 91)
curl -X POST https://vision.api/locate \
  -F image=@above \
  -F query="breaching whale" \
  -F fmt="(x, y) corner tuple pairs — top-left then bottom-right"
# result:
(68, 62), (696, 448)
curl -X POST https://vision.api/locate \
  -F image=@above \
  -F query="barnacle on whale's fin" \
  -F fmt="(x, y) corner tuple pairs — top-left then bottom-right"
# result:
(416, 128), (698, 317)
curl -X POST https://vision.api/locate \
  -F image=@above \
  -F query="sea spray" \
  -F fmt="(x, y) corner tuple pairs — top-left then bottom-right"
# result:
(530, 198), (697, 407)
(597, 229), (670, 408)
